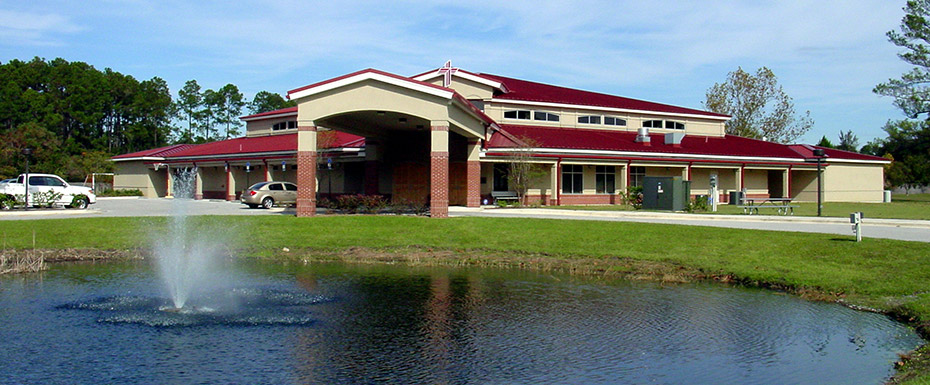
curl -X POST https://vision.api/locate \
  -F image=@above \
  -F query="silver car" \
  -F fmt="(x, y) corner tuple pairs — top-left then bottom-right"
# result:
(241, 181), (297, 209)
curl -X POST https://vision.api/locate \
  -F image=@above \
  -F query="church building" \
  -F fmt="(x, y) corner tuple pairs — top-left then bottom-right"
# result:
(112, 63), (890, 217)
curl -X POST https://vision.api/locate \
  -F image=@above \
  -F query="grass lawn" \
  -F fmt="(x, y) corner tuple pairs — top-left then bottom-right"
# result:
(554, 193), (930, 220)
(1, 215), (929, 382)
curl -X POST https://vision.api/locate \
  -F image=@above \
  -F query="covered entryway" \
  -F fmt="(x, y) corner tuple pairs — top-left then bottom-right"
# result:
(287, 69), (493, 218)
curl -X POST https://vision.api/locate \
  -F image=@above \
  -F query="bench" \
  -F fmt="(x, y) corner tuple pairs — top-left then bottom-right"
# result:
(491, 191), (519, 202)
(737, 204), (799, 215)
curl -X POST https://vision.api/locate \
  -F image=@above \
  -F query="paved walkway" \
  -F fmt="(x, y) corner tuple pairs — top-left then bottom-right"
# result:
(1, 198), (927, 242)
(449, 207), (930, 243)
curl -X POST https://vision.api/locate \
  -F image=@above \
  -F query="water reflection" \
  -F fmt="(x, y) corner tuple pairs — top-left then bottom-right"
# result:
(0, 261), (922, 385)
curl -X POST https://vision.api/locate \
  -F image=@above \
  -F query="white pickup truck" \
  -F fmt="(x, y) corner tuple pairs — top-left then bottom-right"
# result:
(0, 173), (96, 209)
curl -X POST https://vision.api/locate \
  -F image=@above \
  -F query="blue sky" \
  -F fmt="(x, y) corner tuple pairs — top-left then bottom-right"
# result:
(0, 0), (914, 145)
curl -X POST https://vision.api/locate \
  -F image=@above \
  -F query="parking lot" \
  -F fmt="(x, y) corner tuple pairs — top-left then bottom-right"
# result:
(0, 197), (295, 220)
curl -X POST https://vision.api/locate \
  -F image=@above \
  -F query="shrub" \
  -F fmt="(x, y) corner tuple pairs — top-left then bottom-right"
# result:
(97, 189), (143, 197)
(687, 195), (709, 213)
(31, 190), (63, 208)
(622, 186), (644, 209)
(332, 194), (387, 214)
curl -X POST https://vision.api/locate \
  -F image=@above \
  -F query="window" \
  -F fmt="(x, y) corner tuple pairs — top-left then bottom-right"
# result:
(596, 166), (615, 194)
(604, 116), (626, 126)
(629, 166), (646, 188)
(562, 164), (583, 194)
(284, 183), (297, 191)
(534, 111), (560, 122)
(493, 163), (509, 191)
(643, 120), (663, 128)
(504, 110), (531, 120)
(643, 119), (684, 130)
(578, 115), (601, 124)
(268, 183), (283, 191)
(272, 120), (297, 131)
(45, 177), (65, 187)
(665, 120), (685, 130)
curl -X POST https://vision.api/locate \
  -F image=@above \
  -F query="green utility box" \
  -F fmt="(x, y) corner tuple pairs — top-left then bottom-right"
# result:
(642, 176), (691, 211)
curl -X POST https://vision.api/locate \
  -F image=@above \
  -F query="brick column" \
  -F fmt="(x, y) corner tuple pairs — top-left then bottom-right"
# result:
(264, 161), (272, 182)
(296, 125), (318, 217)
(430, 124), (449, 218)
(225, 164), (235, 201)
(466, 140), (481, 207)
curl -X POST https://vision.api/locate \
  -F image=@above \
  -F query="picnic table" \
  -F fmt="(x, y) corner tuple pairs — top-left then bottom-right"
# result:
(737, 197), (798, 215)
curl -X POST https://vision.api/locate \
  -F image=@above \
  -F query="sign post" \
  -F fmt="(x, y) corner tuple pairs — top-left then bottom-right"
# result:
(709, 173), (718, 212)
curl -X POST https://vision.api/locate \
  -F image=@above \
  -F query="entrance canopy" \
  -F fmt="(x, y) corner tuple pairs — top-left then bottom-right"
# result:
(286, 68), (496, 218)
(288, 69), (495, 139)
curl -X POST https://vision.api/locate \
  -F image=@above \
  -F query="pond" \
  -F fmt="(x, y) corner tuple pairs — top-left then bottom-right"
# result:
(0, 260), (922, 384)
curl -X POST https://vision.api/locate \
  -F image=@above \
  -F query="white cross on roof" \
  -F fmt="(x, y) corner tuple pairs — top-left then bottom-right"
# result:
(437, 60), (458, 88)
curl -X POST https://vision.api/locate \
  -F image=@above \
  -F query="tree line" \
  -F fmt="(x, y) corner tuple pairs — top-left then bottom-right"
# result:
(0, 57), (294, 180)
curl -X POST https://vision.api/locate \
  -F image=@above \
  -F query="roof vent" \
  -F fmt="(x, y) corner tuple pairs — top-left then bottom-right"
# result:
(635, 127), (651, 146)
(664, 132), (686, 148)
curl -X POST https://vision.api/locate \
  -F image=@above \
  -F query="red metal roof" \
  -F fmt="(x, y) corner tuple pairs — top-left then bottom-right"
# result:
(111, 144), (199, 160)
(479, 73), (729, 119)
(489, 125), (804, 160)
(240, 106), (297, 121)
(787, 144), (887, 162)
(113, 132), (363, 161)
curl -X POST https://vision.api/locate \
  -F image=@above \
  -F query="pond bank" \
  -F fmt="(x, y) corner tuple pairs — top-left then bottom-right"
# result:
(2, 245), (927, 383)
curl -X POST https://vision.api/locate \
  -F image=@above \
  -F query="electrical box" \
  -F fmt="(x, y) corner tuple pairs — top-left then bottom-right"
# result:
(643, 176), (691, 211)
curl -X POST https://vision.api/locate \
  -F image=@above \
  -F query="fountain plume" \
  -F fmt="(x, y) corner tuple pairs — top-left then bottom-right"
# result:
(154, 167), (225, 309)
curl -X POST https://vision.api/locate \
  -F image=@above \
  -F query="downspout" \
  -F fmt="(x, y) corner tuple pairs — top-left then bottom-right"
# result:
(556, 158), (562, 206)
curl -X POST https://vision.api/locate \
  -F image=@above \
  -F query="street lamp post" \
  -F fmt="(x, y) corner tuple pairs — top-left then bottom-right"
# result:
(813, 149), (825, 217)
(22, 148), (32, 210)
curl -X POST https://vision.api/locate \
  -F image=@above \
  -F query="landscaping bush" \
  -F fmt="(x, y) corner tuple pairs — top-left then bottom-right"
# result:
(97, 189), (143, 197)
(622, 186), (643, 209)
(333, 194), (387, 214)
(687, 195), (709, 213)
(31, 190), (63, 208)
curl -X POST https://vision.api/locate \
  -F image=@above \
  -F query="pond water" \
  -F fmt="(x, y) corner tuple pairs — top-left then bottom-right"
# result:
(0, 260), (922, 384)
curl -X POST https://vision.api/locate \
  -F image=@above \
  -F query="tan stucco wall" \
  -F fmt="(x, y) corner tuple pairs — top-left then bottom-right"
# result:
(245, 116), (297, 137)
(114, 161), (162, 198)
(295, 79), (485, 139)
(199, 166), (227, 193)
(427, 77), (495, 100)
(791, 170), (818, 202)
(483, 102), (726, 137)
(742, 169), (769, 196)
(823, 163), (885, 202)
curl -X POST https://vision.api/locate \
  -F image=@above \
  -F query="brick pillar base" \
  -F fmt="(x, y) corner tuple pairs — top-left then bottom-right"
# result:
(430, 152), (449, 218)
(364, 160), (379, 195)
(195, 193), (203, 200)
(296, 151), (317, 217)
(466, 160), (480, 207)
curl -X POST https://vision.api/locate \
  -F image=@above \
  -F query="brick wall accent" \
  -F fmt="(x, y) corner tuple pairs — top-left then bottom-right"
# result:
(559, 194), (622, 205)
(466, 160), (481, 207)
(449, 162), (467, 206)
(430, 151), (449, 218)
(393, 162), (430, 204)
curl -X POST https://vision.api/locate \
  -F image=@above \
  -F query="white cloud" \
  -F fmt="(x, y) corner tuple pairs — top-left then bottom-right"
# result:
(0, 10), (81, 45)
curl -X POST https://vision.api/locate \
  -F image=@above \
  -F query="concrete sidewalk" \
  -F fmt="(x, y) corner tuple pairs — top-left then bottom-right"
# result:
(449, 206), (930, 242)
